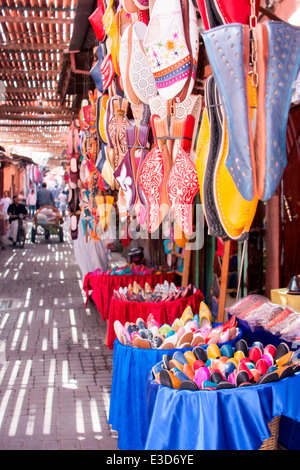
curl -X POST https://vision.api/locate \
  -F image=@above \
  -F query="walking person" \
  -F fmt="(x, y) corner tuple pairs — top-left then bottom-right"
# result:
(58, 191), (68, 217)
(26, 189), (37, 218)
(0, 191), (12, 231)
(36, 182), (55, 209)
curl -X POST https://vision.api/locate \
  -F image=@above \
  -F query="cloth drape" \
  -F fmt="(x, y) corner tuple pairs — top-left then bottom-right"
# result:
(83, 270), (176, 321)
(109, 327), (243, 450)
(145, 371), (300, 450)
(106, 289), (204, 349)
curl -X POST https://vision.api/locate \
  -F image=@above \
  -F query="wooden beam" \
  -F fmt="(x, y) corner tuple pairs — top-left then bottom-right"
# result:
(0, 6), (74, 12)
(0, 110), (71, 121)
(5, 98), (73, 104)
(1, 69), (61, 77)
(0, 16), (74, 25)
(0, 105), (73, 114)
(0, 43), (69, 52)
(0, 123), (69, 127)
(5, 87), (59, 93)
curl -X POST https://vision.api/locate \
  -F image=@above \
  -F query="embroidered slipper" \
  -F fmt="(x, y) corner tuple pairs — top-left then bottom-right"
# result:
(114, 126), (137, 214)
(166, 114), (198, 236)
(139, 114), (172, 232)
(119, 23), (140, 105)
(149, 93), (202, 161)
(129, 21), (158, 105)
(135, 124), (151, 217)
(143, 0), (198, 101)
(100, 53), (115, 92)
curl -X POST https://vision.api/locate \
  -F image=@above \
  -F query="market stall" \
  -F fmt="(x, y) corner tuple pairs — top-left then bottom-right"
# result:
(83, 266), (175, 320)
(58, 0), (300, 452)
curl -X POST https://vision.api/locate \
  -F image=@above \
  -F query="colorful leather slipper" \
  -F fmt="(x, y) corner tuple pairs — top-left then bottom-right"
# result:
(256, 371), (280, 385)
(129, 21), (158, 105)
(274, 342), (290, 362)
(193, 366), (210, 389)
(202, 24), (256, 202)
(193, 346), (208, 362)
(108, 98), (132, 172)
(114, 126), (137, 214)
(114, 7), (132, 76)
(159, 368), (181, 389)
(143, 0), (198, 101)
(114, 320), (132, 346)
(96, 94), (109, 145)
(123, 0), (140, 14)
(277, 364), (295, 380)
(133, 0), (149, 9)
(196, 0), (260, 30)
(100, 53), (115, 92)
(135, 125), (151, 215)
(120, 23), (140, 105)
(195, 102), (210, 209)
(139, 114), (172, 233)
(216, 380), (236, 390)
(213, 76), (259, 240)
(89, 0), (106, 42)
(254, 22), (300, 201)
(201, 75), (226, 238)
(166, 114), (199, 236)
(179, 380), (199, 391)
(235, 339), (249, 358)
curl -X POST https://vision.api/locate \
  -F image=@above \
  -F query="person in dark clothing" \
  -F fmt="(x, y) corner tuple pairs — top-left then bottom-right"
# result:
(37, 182), (55, 209)
(7, 196), (28, 245)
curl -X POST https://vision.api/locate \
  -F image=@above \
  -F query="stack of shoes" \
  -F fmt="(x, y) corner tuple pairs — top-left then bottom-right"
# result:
(152, 339), (300, 391)
(113, 281), (196, 302)
(94, 264), (168, 276)
(114, 302), (240, 349)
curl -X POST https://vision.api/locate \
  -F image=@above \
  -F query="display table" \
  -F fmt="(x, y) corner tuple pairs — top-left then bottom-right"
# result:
(106, 289), (204, 350)
(83, 269), (175, 321)
(145, 370), (300, 450)
(109, 327), (243, 450)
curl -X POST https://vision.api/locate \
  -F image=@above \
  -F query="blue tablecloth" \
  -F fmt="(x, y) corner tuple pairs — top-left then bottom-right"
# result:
(109, 328), (243, 450)
(233, 316), (300, 450)
(145, 371), (300, 450)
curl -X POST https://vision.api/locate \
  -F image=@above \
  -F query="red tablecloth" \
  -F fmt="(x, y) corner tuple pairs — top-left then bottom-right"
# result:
(83, 270), (176, 321)
(106, 289), (204, 349)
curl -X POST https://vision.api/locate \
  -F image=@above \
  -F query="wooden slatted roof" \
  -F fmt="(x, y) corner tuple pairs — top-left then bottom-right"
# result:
(0, 0), (96, 167)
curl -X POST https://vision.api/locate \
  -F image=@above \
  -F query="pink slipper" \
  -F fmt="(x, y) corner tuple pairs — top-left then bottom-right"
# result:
(166, 114), (199, 236)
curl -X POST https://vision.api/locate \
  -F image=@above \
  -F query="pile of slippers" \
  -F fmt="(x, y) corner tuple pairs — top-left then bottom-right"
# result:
(113, 301), (240, 349)
(94, 263), (170, 276)
(113, 281), (196, 302)
(152, 339), (300, 391)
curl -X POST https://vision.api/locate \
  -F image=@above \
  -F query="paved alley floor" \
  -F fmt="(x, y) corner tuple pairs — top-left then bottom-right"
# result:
(0, 221), (119, 450)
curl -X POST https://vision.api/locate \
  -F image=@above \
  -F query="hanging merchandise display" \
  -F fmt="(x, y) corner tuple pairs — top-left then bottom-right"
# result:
(73, 0), (300, 452)
(80, 0), (300, 252)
